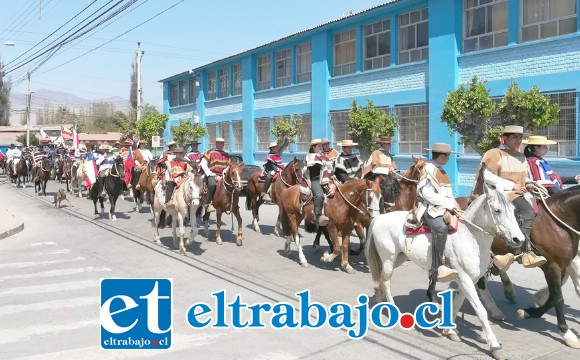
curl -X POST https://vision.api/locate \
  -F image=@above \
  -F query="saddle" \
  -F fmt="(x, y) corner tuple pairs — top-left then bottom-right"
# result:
(405, 211), (460, 235)
(258, 172), (280, 182)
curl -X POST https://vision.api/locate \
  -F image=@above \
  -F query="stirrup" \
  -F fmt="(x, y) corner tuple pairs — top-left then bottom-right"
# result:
(521, 252), (547, 268)
(493, 253), (515, 272)
(206, 204), (216, 213)
(261, 193), (272, 202)
(437, 266), (458, 283)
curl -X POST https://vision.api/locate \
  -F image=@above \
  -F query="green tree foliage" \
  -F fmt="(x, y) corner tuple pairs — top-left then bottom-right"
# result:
(497, 83), (559, 131)
(172, 119), (206, 148)
(0, 57), (12, 126)
(136, 112), (167, 146)
(348, 100), (398, 157)
(440, 76), (495, 155)
(271, 115), (303, 155)
(16, 134), (39, 146)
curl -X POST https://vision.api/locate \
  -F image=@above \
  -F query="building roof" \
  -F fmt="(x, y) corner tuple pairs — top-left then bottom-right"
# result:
(159, 1), (399, 82)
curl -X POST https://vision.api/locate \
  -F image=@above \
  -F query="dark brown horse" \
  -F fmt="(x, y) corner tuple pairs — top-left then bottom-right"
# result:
(63, 158), (74, 192)
(34, 158), (51, 196)
(245, 158), (302, 234)
(11, 158), (29, 188)
(202, 161), (244, 246)
(54, 156), (64, 183)
(139, 162), (158, 208)
(278, 178), (382, 272)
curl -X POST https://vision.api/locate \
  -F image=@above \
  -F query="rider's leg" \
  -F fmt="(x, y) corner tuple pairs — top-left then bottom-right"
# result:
(311, 179), (327, 226)
(424, 213), (457, 301)
(513, 197), (546, 268)
(261, 173), (273, 202)
(205, 176), (217, 212)
(165, 180), (176, 208)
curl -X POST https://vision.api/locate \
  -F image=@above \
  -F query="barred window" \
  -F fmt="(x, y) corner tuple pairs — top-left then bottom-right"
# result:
(396, 104), (429, 153)
(364, 19), (391, 71)
(206, 123), (217, 145)
(219, 122), (231, 152)
(255, 118), (271, 151)
(329, 111), (351, 149)
(179, 81), (187, 105)
(219, 68), (230, 98)
(522, 0), (577, 42)
(233, 64), (242, 96)
(534, 92), (577, 156)
(170, 83), (178, 107)
(296, 42), (312, 83)
(275, 49), (291, 87)
(207, 71), (217, 101)
(257, 55), (271, 91)
(189, 76), (196, 104)
(464, 0), (508, 53)
(296, 114), (312, 152)
(333, 29), (357, 76)
(399, 8), (429, 64)
(233, 121), (243, 151)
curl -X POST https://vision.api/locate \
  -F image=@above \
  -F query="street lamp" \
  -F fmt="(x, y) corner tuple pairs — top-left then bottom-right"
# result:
(3, 41), (15, 46)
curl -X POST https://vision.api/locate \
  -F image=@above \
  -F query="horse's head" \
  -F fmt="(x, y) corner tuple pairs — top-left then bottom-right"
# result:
(113, 156), (124, 176)
(480, 184), (525, 247)
(225, 160), (244, 192)
(404, 156), (427, 183)
(188, 172), (204, 207)
(284, 157), (303, 184)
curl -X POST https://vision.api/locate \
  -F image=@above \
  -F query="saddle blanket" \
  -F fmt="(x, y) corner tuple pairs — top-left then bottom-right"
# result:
(258, 173), (280, 182)
(405, 220), (459, 235)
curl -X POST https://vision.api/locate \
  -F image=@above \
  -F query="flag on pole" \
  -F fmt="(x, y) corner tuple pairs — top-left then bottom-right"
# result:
(85, 151), (98, 189)
(39, 128), (49, 140)
(60, 125), (73, 137)
(124, 146), (135, 184)
(72, 121), (80, 158)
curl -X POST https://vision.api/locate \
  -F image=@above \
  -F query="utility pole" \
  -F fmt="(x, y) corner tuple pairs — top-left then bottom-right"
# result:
(26, 71), (31, 147)
(136, 42), (144, 122)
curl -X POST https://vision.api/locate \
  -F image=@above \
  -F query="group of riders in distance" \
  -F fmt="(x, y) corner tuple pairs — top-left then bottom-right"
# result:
(2, 124), (580, 358)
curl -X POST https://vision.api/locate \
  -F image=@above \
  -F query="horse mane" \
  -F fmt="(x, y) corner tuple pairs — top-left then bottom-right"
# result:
(462, 193), (487, 221)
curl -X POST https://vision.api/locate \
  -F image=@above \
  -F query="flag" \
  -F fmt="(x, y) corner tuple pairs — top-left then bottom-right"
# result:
(124, 146), (135, 184)
(39, 128), (49, 140)
(85, 151), (98, 189)
(72, 121), (80, 158)
(61, 125), (73, 138)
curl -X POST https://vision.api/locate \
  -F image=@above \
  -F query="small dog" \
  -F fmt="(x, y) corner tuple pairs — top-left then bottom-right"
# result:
(53, 188), (72, 208)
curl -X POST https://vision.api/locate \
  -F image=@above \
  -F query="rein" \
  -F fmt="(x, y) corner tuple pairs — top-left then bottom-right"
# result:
(393, 171), (419, 184)
(109, 162), (122, 178)
(221, 166), (241, 218)
(332, 176), (375, 216)
(529, 182), (580, 236)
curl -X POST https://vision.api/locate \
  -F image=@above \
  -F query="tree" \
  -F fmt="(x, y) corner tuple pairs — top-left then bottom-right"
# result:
(440, 76), (495, 155)
(348, 99), (398, 158)
(271, 115), (303, 155)
(172, 119), (206, 148)
(0, 57), (12, 126)
(136, 112), (167, 146)
(497, 83), (559, 131)
(16, 134), (39, 146)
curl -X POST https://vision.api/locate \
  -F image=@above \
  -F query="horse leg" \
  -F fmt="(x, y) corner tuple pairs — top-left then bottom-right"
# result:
(498, 271), (516, 304)
(215, 212), (222, 245)
(320, 225), (340, 263)
(476, 277), (507, 321)
(178, 213), (187, 256)
(443, 288), (466, 342)
(203, 212), (210, 238)
(536, 255), (580, 306)
(341, 228), (355, 274)
(235, 209), (243, 246)
(186, 205), (198, 247)
(252, 198), (261, 233)
(349, 221), (366, 256)
(153, 207), (162, 245)
(171, 213), (179, 250)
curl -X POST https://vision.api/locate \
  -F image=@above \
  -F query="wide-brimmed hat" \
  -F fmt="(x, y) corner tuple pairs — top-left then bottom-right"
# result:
(321, 138), (330, 144)
(268, 141), (278, 148)
(166, 141), (176, 147)
(524, 135), (557, 145)
(138, 139), (147, 145)
(79, 144), (87, 151)
(502, 125), (529, 135)
(172, 147), (185, 154)
(190, 140), (201, 145)
(310, 138), (323, 146)
(100, 144), (111, 151)
(215, 138), (225, 143)
(375, 136), (397, 143)
(337, 139), (358, 147)
(424, 143), (459, 154)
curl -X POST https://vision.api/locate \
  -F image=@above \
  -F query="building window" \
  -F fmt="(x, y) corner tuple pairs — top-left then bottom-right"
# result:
(295, 114), (312, 152)
(206, 123), (217, 145)
(399, 8), (429, 64)
(364, 19), (391, 71)
(233, 64), (242, 96)
(521, 0), (577, 42)
(329, 111), (351, 149)
(534, 92), (577, 156)
(219, 68), (230, 98)
(189, 77), (196, 104)
(333, 29), (357, 76)
(233, 121), (243, 151)
(179, 81), (187, 105)
(464, 0), (508, 53)
(296, 42), (312, 83)
(396, 104), (429, 153)
(170, 83), (178, 107)
(219, 122), (231, 151)
(255, 118), (271, 151)
(206, 71), (217, 100)
(257, 54), (271, 91)
(275, 49), (291, 87)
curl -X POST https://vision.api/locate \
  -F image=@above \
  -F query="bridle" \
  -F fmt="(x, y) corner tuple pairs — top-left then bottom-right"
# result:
(333, 177), (380, 216)
(280, 160), (301, 187)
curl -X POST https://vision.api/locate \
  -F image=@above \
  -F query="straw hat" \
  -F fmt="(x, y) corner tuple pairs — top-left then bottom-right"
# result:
(337, 139), (358, 147)
(215, 138), (225, 143)
(321, 138), (330, 144)
(173, 147), (185, 154)
(502, 125), (529, 135)
(424, 143), (459, 154)
(375, 136), (397, 143)
(166, 141), (176, 147)
(190, 140), (201, 145)
(310, 138), (323, 146)
(268, 141), (278, 148)
(79, 143), (87, 152)
(100, 144), (111, 151)
(525, 135), (557, 145)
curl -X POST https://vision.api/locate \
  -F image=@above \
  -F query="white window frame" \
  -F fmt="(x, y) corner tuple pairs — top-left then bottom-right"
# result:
(170, 83), (178, 107)
(219, 68), (230, 98)
(206, 71), (217, 101)
(179, 81), (187, 105)
(233, 64), (242, 96)
(296, 42), (312, 83)
(329, 111), (351, 149)
(333, 29), (357, 76)
(521, 0), (578, 42)
(257, 55), (271, 91)
(463, 0), (509, 53)
(255, 118), (271, 151)
(398, 8), (429, 64)
(295, 114), (312, 152)
(206, 123), (217, 145)
(233, 120), (243, 151)
(395, 104), (429, 154)
(275, 49), (291, 87)
(189, 76), (196, 104)
(363, 19), (391, 71)
(219, 122), (231, 151)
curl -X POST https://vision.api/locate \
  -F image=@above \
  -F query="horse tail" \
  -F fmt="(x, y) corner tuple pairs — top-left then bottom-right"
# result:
(159, 210), (166, 228)
(245, 189), (251, 211)
(365, 217), (383, 284)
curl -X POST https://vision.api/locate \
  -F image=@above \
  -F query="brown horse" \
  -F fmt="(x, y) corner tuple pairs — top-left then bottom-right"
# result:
(278, 178), (382, 272)
(63, 158), (75, 193)
(245, 158), (302, 234)
(202, 161), (244, 246)
(34, 158), (51, 196)
(11, 158), (29, 188)
(54, 156), (64, 183)
(139, 162), (158, 210)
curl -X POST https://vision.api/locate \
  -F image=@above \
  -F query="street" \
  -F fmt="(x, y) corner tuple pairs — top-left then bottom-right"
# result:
(0, 174), (579, 360)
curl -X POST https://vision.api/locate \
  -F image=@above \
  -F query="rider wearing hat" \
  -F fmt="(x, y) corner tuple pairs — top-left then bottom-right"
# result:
(417, 143), (462, 290)
(261, 141), (285, 202)
(185, 140), (204, 172)
(362, 136), (397, 178)
(11, 144), (23, 174)
(472, 125), (547, 270)
(95, 144), (117, 196)
(201, 138), (230, 212)
(164, 147), (191, 210)
(333, 139), (363, 183)
(321, 138), (339, 162)
(302, 139), (333, 226)
(5, 144), (15, 173)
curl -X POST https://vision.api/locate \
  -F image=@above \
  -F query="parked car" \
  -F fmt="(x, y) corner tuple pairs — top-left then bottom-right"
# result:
(230, 154), (261, 195)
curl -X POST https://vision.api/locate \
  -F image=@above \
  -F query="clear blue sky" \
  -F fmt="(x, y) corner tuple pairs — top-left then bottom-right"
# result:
(0, 0), (386, 111)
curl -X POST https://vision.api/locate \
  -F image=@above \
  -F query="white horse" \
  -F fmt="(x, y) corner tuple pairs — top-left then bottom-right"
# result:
(365, 185), (525, 360)
(71, 159), (86, 197)
(153, 172), (203, 255)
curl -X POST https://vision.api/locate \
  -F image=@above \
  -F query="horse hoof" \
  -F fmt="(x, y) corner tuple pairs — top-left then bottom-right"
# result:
(236, 238), (243, 246)
(179, 249), (186, 256)
(516, 309), (528, 320)
(447, 333), (461, 342)
(491, 313), (506, 322)
(216, 239), (222, 245)
(491, 349), (508, 360)
(344, 266), (356, 274)
(300, 262), (309, 268)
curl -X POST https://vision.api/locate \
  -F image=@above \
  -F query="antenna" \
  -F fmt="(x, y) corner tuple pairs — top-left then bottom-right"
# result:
(342, 10), (353, 17)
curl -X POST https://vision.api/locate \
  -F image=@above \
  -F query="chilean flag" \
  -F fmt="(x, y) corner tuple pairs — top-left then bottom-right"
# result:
(85, 151), (98, 189)
(39, 128), (49, 140)
(61, 125), (73, 138)
(72, 121), (80, 157)
(124, 147), (135, 184)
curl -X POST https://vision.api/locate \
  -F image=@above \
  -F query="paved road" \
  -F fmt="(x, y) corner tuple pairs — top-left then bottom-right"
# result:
(0, 174), (579, 360)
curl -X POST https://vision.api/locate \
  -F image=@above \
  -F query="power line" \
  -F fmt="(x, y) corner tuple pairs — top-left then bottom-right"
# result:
(0, 0), (40, 40)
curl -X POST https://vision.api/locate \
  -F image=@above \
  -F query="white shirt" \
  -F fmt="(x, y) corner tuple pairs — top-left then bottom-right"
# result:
(139, 148), (153, 162)
(12, 149), (22, 158)
(200, 157), (215, 177)
(96, 153), (116, 172)
(5, 148), (14, 158)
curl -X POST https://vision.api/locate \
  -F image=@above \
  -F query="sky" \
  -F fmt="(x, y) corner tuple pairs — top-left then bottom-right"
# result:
(0, 0), (387, 112)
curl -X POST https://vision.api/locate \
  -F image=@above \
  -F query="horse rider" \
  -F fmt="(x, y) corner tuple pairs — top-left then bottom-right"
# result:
(11, 144), (23, 174)
(164, 147), (191, 210)
(333, 139), (363, 184)
(362, 135), (397, 178)
(95, 144), (116, 196)
(185, 140), (204, 173)
(111, 141), (121, 156)
(157, 140), (177, 179)
(5, 143), (15, 173)
(200, 137), (230, 213)
(321, 138), (339, 163)
(132, 140), (153, 190)
(260, 141), (285, 203)
(302, 138), (333, 226)
(472, 125), (547, 271)
(416, 143), (462, 290)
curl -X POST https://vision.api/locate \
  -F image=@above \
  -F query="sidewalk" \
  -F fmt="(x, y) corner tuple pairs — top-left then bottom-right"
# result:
(0, 203), (24, 240)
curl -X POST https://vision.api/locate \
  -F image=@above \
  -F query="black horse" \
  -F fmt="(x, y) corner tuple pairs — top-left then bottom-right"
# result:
(90, 157), (124, 220)
(34, 158), (51, 196)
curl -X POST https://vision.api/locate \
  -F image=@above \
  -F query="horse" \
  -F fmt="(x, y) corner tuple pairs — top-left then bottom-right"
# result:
(11, 158), (29, 188)
(365, 184), (525, 360)
(131, 167), (145, 212)
(278, 178), (382, 272)
(202, 161), (244, 246)
(89, 157), (125, 220)
(70, 159), (86, 197)
(54, 156), (64, 183)
(152, 172), (204, 255)
(245, 158), (302, 234)
(33, 158), (51, 196)
(63, 158), (75, 193)
(139, 161), (158, 211)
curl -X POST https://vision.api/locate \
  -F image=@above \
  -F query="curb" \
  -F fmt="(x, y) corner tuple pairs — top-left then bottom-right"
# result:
(0, 205), (24, 240)
(0, 221), (24, 240)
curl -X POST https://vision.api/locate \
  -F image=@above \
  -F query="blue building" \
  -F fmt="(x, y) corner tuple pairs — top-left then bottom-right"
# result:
(160, 0), (580, 196)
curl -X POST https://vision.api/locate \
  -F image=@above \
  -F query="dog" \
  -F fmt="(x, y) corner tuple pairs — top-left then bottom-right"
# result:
(53, 188), (72, 208)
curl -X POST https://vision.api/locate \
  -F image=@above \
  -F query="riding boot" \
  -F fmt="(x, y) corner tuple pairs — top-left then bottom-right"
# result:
(261, 175), (273, 202)
(314, 197), (329, 226)
(430, 230), (457, 283)
(165, 181), (176, 210)
(205, 184), (217, 213)
(520, 220), (547, 268)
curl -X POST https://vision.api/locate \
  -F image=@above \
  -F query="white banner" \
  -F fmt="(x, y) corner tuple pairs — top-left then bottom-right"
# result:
(151, 136), (161, 147)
